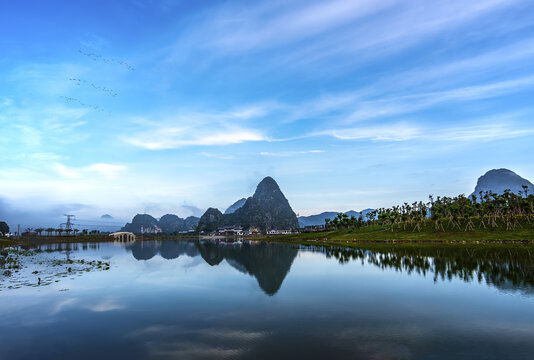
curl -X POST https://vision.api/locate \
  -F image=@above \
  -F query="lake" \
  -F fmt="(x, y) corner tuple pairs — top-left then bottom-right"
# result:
(1, 240), (533, 359)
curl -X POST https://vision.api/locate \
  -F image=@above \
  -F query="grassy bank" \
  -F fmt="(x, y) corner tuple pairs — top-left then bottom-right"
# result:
(257, 223), (534, 247)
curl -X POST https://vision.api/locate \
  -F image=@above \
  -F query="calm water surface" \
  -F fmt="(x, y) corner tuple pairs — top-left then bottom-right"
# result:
(1, 240), (533, 359)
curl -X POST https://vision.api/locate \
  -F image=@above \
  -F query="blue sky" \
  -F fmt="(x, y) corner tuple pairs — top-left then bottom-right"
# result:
(1, 0), (534, 228)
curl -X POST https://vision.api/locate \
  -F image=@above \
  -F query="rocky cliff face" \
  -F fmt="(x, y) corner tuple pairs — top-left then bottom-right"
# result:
(122, 214), (161, 234)
(229, 177), (299, 231)
(197, 177), (299, 233)
(472, 169), (533, 197)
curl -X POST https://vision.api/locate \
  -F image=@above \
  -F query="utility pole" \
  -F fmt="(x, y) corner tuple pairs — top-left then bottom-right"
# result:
(61, 214), (76, 231)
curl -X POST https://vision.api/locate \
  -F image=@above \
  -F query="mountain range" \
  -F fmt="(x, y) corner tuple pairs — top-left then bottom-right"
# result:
(119, 168), (532, 233)
(198, 176), (299, 232)
(122, 213), (199, 234)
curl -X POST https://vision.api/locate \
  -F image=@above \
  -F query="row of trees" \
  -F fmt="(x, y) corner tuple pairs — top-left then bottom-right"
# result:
(325, 186), (534, 232)
(28, 228), (102, 236)
(1, 226), (102, 237)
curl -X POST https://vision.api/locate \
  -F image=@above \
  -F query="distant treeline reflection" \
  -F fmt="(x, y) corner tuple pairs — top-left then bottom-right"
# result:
(307, 244), (534, 295)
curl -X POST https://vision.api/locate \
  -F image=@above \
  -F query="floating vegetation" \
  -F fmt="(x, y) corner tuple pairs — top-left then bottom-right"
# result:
(0, 247), (111, 291)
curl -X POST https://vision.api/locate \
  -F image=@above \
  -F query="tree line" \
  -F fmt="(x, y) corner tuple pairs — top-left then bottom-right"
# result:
(0, 224), (102, 237)
(325, 186), (534, 232)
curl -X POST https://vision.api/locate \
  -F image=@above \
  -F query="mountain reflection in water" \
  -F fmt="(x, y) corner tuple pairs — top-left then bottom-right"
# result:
(127, 240), (298, 295)
(124, 240), (534, 297)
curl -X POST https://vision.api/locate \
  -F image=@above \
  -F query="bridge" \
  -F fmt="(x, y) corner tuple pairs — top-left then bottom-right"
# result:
(110, 231), (135, 242)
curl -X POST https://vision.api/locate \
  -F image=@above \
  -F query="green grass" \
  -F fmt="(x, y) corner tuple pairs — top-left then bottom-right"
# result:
(257, 221), (534, 247)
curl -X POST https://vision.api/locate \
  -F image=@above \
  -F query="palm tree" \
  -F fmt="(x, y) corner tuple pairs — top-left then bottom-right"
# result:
(35, 228), (44, 236)
(73, 229), (79, 237)
(56, 228), (64, 237)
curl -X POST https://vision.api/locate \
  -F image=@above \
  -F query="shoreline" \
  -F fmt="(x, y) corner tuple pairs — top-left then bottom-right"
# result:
(2, 225), (534, 249)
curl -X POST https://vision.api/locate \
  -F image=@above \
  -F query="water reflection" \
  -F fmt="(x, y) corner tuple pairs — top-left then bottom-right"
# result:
(30, 240), (534, 297)
(3, 240), (534, 359)
(310, 245), (534, 296)
(124, 240), (534, 296)
(126, 240), (298, 295)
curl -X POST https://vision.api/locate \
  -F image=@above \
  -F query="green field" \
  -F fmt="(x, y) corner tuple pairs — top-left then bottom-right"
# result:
(259, 221), (534, 247)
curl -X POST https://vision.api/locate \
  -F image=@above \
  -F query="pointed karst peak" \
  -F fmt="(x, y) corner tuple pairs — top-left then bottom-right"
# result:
(254, 176), (281, 194)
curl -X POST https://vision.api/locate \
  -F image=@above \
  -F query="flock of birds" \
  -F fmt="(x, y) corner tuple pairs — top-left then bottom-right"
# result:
(59, 96), (109, 114)
(59, 50), (133, 114)
(78, 50), (134, 71)
(68, 78), (118, 97)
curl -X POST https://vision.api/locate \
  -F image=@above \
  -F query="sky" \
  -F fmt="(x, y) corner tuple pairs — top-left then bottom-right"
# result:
(1, 0), (534, 229)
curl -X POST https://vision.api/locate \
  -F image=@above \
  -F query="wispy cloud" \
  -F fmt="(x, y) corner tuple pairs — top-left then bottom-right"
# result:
(124, 110), (270, 150)
(318, 123), (420, 142)
(318, 117), (534, 143)
(258, 150), (325, 157)
(203, 0), (395, 52)
(200, 152), (235, 160)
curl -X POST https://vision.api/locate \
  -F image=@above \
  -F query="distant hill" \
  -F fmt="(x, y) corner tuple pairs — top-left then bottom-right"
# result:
(224, 198), (247, 214)
(197, 208), (225, 233)
(298, 208), (375, 227)
(100, 214), (113, 219)
(198, 177), (299, 232)
(471, 169), (533, 198)
(122, 213), (199, 234)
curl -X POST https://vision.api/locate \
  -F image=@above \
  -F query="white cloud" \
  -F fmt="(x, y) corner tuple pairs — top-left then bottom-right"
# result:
(124, 110), (269, 150)
(126, 127), (265, 150)
(258, 150), (325, 157)
(86, 163), (127, 176)
(53, 162), (127, 179)
(54, 163), (82, 179)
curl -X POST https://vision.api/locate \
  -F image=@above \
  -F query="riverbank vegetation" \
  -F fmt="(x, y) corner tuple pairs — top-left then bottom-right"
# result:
(326, 188), (534, 233)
